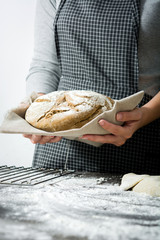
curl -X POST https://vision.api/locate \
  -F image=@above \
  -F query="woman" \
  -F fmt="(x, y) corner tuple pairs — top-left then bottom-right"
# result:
(24, 0), (160, 174)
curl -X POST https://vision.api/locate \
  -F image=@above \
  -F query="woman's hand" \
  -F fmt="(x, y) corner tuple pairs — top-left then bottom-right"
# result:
(23, 134), (62, 144)
(80, 108), (143, 146)
(81, 91), (160, 146)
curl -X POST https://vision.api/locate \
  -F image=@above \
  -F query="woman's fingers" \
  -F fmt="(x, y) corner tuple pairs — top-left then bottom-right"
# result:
(98, 120), (131, 138)
(48, 136), (62, 143)
(116, 108), (142, 122)
(38, 136), (54, 144)
(23, 134), (32, 139)
(98, 109), (143, 139)
(23, 134), (62, 144)
(80, 109), (144, 146)
(81, 134), (126, 146)
(30, 135), (42, 144)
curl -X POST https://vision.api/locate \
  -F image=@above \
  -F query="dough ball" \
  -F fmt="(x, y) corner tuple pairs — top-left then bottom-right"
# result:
(132, 176), (160, 197)
(120, 173), (149, 191)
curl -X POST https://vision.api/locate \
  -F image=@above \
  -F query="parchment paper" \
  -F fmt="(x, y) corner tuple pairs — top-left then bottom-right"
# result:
(0, 91), (144, 147)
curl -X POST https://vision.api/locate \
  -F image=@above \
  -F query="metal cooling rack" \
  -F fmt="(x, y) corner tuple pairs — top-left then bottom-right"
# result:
(0, 165), (75, 186)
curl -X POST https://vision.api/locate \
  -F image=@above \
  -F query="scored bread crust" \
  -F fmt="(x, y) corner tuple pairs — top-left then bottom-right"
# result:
(25, 90), (115, 132)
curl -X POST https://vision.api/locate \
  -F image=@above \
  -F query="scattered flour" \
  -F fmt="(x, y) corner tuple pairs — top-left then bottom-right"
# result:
(0, 174), (160, 240)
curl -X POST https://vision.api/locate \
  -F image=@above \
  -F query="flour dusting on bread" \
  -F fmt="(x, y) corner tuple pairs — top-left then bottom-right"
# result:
(25, 90), (114, 132)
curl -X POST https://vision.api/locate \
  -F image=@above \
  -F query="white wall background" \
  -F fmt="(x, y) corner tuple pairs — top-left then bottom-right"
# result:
(0, 0), (36, 167)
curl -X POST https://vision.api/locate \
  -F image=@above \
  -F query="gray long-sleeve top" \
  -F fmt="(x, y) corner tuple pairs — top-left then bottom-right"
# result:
(26, 0), (61, 95)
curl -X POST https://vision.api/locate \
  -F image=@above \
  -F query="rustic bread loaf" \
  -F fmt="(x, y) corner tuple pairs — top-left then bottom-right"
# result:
(25, 90), (115, 132)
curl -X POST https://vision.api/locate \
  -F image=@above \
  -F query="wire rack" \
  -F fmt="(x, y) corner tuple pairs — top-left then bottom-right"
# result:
(0, 165), (75, 186)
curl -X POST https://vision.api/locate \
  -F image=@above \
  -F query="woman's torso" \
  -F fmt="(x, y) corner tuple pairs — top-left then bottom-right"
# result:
(33, 0), (160, 174)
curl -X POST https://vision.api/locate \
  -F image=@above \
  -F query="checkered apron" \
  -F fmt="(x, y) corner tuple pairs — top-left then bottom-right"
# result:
(33, 0), (160, 174)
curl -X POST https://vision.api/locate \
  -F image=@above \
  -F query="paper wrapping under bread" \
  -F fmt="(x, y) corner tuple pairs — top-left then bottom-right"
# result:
(0, 91), (144, 147)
